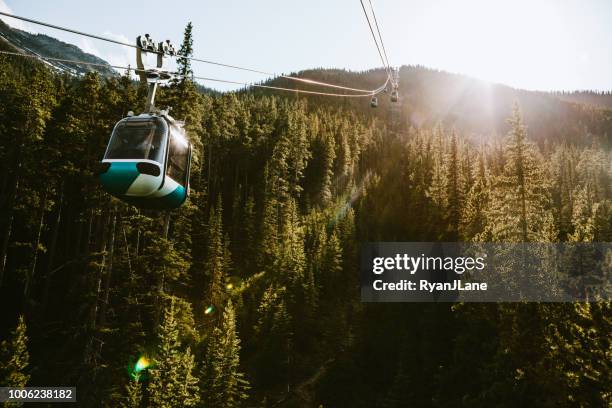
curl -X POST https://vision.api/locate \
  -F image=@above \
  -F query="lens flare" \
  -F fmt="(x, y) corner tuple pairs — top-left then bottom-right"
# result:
(135, 356), (150, 373)
(204, 305), (215, 315)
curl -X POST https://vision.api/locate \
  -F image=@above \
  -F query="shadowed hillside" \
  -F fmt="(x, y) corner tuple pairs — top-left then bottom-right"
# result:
(0, 19), (115, 76)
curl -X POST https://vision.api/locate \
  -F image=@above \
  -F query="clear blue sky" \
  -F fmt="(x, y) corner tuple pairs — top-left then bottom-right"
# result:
(2, 0), (612, 91)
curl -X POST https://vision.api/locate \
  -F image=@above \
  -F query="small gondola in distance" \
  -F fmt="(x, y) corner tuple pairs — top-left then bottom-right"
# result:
(391, 90), (399, 102)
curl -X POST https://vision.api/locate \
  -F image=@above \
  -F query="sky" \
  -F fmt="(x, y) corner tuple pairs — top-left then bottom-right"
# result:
(1, 0), (612, 92)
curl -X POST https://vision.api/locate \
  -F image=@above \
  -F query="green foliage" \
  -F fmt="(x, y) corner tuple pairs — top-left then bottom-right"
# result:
(176, 22), (194, 80)
(0, 316), (29, 389)
(121, 375), (143, 408)
(149, 298), (200, 407)
(205, 198), (230, 310)
(200, 301), (250, 408)
(478, 103), (557, 242)
(253, 286), (292, 388)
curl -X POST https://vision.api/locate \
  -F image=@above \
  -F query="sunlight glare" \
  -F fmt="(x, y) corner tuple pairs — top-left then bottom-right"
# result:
(408, 0), (575, 90)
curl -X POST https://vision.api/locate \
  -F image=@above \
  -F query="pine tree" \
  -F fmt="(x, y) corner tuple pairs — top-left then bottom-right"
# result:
(445, 130), (461, 239)
(161, 21), (204, 159)
(569, 186), (595, 242)
(320, 132), (336, 206)
(426, 124), (447, 211)
(241, 192), (257, 275)
(121, 375), (143, 408)
(258, 166), (280, 274)
(320, 231), (343, 299)
(592, 200), (612, 241)
(463, 149), (489, 240)
(549, 144), (578, 239)
(205, 198), (228, 310)
(254, 286), (292, 389)
(149, 298), (200, 407)
(0, 316), (29, 389)
(176, 22), (194, 81)
(200, 301), (250, 407)
(278, 198), (306, 286)
(482, 103), (556, 242)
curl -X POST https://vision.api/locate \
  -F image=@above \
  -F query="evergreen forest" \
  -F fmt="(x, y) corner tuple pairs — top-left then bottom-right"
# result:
(0, 23), (611, 407)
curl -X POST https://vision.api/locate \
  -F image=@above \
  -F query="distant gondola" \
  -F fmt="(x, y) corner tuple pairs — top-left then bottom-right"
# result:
(391, 90), (399, 102)
(370, 96), (378, 108)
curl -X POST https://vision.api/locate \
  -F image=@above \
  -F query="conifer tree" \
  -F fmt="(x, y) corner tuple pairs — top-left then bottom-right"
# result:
(426, 124), (447, 211)
(549, 144), (578, 239)
(592, 200), (612, 241)
(177, 22), (194, 81)
(320, 132), (336, 205)
(569, 186), (595, 242)
(278, 198), (306, 285)
(241, 192), (257, 275)
(121, 376), (143, 408)
(463, 150), (489, 240)
(254, 286), (292, 389)
(149, 299), (200, 407)
(205, 198), (228, 310)
(161, 21), (203, 161)
(0, 316), (29, 389)
(445, 130), (461, 239)
(200, 301), (250, 408)
(482, 103), (556, 242)
(258, 166), (280, 274)
(320, 231), (343, 299)
(460, 142), (474, 201)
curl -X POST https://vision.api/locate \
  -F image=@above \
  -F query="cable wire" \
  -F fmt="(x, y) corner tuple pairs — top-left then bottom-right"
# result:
(193, 74), (390, 97)
(0, 49), (389, 98)
(358, 0), (391, 79)
(0, 10), (386, 94)
(0, 49), (132, 71)
(0, 11), (137, 49)
(367, 0), (392, 74)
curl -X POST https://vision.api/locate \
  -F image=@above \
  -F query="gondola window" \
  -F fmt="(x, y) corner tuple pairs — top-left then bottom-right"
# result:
(167, 130), (189, 186)
(104, 118), (167, 162)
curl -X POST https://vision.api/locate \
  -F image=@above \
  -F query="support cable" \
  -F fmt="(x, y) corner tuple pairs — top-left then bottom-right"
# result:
(0, 11), (387, 94)
(0, 49), (390, 98)
(358, 0), (391, 79)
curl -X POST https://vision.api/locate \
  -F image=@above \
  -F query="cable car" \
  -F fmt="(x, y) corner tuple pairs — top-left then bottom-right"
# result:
(99, 35), (192, 209)
(99, 111), (192, 209)
(370, 97), (378, 108)
(391, 90), (399, 102)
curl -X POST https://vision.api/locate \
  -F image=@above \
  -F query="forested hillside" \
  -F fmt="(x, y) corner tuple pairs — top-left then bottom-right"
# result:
(555, 90), (612, 110)
(0, 19), (115, 76)
(0, 26), (611, 407)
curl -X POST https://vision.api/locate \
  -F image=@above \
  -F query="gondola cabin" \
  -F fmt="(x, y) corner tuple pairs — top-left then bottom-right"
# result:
(99, 112), (192, 209)
(391, 90), (399, 102)
(370, 96), (378, 108)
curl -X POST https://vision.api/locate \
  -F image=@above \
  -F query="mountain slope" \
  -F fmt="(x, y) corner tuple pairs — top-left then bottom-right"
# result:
(264, 66), (612, 147)
(0, 19), (115, 76)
